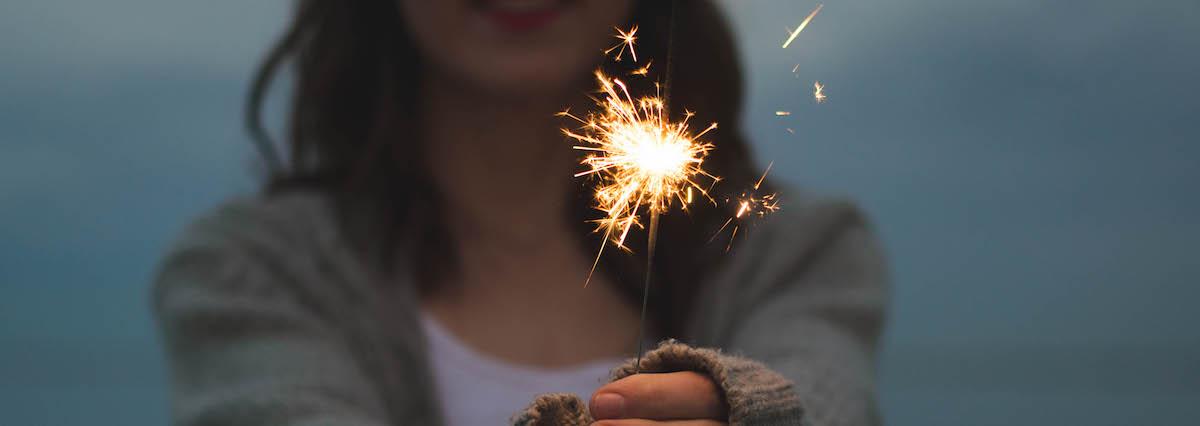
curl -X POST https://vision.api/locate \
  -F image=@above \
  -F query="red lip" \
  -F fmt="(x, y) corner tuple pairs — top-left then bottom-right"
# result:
(486, 8), (563, 32)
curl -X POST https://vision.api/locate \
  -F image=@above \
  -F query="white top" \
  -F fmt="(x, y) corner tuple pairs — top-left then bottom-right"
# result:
(419, 312), (623, 425)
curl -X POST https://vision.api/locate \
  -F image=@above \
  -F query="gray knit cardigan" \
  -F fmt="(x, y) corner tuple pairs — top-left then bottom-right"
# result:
(152, 189), (887, 425)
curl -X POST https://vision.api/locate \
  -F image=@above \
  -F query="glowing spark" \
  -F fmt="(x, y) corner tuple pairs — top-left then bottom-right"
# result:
(710, 162), (780, 252)
(786, 128), (796, 134)
(791, 64), (800, 73)
(560, 70), (718, 284)
(782, 4), (824, 49)
(775, 111), (792, 116)
(631, 60), (653, 76)
(813, 81), (827, 103)
(604, 25), (639, 62)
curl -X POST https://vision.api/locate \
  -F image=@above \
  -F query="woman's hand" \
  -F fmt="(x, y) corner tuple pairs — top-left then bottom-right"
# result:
(588, 371), (729, 425)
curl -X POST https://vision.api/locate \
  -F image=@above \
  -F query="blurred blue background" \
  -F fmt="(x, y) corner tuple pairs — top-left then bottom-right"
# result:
(1, 0), (1196, 424)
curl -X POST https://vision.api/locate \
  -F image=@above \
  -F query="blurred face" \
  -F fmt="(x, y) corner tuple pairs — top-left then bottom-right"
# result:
(400, 0), (633, 98)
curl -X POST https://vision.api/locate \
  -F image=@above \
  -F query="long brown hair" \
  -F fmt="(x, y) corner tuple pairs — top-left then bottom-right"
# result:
(246, 0), (760, 337)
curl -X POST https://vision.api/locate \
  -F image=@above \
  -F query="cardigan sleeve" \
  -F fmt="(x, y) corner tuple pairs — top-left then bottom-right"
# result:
(152, 200), (393, 426)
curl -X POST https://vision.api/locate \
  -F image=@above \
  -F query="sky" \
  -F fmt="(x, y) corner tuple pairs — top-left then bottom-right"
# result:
(1, 0), (1198, 424)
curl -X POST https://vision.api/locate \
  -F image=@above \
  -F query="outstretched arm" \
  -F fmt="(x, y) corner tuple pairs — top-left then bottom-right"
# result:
(153, 201), (401, 426)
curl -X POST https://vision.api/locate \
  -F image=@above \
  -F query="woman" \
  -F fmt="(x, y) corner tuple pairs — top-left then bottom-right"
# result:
(153, 0), (887, 424)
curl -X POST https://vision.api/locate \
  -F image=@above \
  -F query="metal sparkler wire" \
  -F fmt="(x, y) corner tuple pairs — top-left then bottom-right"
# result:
(633, 0), (681, 375)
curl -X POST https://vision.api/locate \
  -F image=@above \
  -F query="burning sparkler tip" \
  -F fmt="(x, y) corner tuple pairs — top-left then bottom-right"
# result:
(565, 68), (718, 252)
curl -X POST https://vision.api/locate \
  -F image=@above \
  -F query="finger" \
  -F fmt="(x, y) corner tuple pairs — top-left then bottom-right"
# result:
(592, 420), (726, 426)
(590, 372), (727, 420)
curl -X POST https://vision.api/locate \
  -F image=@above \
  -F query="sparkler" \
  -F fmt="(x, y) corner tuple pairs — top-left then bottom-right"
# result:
(563, 7), (725, 370)
(782, 3), (824, 49)
(560, 70), (717, 372)
(814, 81), (827, 103)
(565, 1), (789, 373)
